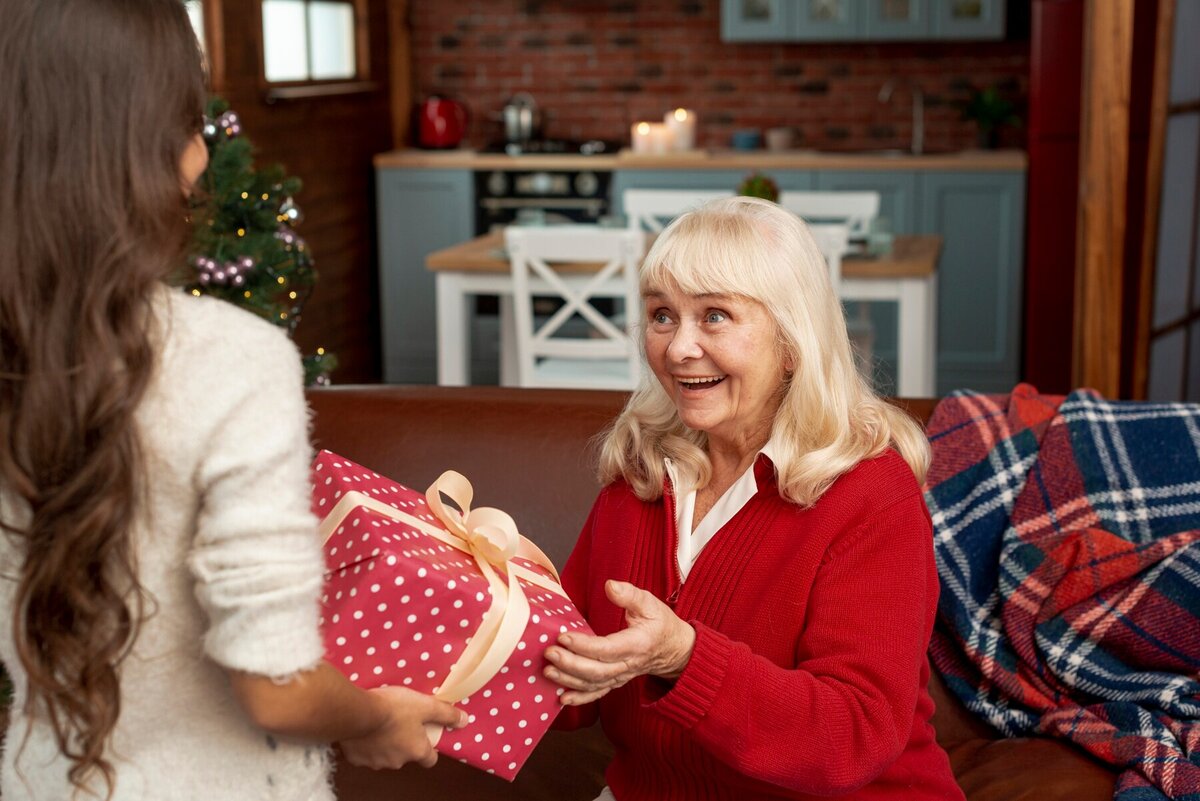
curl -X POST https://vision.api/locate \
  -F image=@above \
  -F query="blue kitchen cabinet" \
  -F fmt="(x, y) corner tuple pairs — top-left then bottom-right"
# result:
(376, 168), (473, 384)
(721, 0), (796, 41)
(722, 0), (1004, 42)
(864, 0), (929, 40)
(934, 0), (1006, 40)
(919, 170), (1025, 395)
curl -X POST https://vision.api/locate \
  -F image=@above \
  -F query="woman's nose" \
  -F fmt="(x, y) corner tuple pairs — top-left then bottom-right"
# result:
(666, 322), (703, 361)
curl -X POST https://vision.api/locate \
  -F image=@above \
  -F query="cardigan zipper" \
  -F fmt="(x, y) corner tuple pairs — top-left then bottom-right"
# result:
(662, 483), (683, 609)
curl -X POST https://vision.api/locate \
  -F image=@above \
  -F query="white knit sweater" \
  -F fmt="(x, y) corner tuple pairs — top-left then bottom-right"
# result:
(0, 288), (332, 800)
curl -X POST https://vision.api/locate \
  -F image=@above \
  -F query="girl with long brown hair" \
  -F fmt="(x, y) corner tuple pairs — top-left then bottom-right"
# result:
(0, 1), (464, 798)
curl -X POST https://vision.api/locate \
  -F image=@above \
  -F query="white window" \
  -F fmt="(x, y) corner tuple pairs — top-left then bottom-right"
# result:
(185, 0), (206, 54)
(262, 0), (358, 83)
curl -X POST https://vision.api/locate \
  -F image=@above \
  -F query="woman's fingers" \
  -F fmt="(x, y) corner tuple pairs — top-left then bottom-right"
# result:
(560, 687), (611, 706)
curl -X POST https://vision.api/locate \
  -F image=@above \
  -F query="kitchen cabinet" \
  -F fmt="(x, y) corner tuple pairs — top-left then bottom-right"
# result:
(722, 0), (1005, 42)
(376, 168), (473, 383)
(920, 170), (1025, 395)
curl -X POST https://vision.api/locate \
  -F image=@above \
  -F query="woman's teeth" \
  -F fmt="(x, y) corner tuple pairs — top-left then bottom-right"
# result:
(679, 376), (724, 388)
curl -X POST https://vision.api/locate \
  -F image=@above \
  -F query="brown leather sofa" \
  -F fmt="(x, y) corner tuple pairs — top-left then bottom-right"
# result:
(308, 384), (1120, 801)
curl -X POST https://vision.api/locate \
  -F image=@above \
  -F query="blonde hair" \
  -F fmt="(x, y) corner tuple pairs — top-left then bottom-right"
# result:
(599, 196), (930, 507)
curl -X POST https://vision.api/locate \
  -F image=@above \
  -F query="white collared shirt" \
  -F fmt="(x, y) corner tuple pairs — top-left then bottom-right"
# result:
(664, 439), (777, 581)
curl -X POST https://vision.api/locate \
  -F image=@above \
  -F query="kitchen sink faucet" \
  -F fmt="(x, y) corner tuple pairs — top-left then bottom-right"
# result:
(878, 79), (924, 156)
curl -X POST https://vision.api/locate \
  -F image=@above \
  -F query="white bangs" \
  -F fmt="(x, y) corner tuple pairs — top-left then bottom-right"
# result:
(639, 206), (794, 304)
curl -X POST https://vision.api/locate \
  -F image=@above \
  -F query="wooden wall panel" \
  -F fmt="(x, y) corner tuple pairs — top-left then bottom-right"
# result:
(211, 0), (394, 382)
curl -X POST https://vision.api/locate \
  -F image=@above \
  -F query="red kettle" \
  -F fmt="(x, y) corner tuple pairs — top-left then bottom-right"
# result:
(417, 96), (468, 149)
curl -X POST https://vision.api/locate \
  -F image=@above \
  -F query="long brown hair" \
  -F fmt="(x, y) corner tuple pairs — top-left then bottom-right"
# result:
(0, 0), (206, 793)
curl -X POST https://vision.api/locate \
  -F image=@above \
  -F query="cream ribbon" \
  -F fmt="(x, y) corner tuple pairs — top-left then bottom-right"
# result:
(318, 470), (565, 745)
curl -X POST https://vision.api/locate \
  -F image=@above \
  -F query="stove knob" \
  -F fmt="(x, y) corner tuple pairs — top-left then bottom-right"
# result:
(574, 171), (599, 197)
(486, 171), (508, 196)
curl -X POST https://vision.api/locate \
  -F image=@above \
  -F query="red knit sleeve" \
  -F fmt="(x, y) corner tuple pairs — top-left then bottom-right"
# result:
(645, 491), (937, 795)
(550, 490), (603, 732)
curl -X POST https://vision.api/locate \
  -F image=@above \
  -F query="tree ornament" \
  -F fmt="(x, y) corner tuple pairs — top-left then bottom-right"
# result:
(216, 110), (241, 138)
(279, 196), (304, 225)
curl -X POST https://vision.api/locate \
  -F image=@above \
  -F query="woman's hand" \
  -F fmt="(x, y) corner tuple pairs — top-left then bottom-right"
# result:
(337, 687), (467, 770)
(543, 580), (696, 706)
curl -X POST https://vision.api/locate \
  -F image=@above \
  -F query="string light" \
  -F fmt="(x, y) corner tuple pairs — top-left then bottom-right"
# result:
(236, 228), (245, 237)
(288, 291), (297, 299)
(276, 276), (286, 285)
(191, 289), (201, 296)
(240, 191), (249, 199)
(317, 347), (325, 355)
(243, 290), (252, 299)
(279, 312), (288, 320)
(261, 193), (269, 200)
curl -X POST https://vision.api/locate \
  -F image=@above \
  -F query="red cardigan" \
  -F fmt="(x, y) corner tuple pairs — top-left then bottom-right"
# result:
(556, 450), (964, 801)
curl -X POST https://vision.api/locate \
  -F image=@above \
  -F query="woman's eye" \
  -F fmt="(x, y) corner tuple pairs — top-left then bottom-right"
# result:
(652, 311), (672, 325)
(705, 311), (727, 323)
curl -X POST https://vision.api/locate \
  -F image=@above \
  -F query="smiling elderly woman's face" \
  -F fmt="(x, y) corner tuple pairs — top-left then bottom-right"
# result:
(643, 282), (790, 449)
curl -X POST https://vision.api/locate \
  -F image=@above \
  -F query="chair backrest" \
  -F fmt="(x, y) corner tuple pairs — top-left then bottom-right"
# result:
(504, 225), (645, 390)
(805, 221), (852, 297)
(778, 190), (881, 239)
(623, 188), (734, 233)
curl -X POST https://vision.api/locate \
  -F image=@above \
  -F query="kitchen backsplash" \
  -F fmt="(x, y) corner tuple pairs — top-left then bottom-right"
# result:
(410, 0), (1030, 153)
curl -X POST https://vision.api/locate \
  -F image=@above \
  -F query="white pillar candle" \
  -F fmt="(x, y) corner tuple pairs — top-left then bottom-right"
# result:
(664, 108), (697, 151)
(631, 121), (673, 154)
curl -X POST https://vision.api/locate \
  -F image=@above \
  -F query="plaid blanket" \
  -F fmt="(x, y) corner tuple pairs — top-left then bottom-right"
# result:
(923, 385), (1200, 800)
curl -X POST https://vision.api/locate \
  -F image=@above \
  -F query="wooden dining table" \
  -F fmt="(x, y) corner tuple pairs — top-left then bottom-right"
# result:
(426, 229), (941, 396)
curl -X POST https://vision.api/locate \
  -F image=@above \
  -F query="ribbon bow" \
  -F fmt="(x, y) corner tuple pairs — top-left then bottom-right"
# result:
(318, 468), (564, 746)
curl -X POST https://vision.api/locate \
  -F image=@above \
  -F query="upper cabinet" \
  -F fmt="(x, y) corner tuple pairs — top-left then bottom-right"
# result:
(722, 0), (1005, 42)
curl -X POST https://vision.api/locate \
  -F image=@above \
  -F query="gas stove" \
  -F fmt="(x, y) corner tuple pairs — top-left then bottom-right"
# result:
(479, 139), (621, 157)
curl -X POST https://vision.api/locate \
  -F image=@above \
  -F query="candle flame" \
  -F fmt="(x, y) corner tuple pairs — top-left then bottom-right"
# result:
(636, 122), (651, 135)
(673, 108), (689, 122)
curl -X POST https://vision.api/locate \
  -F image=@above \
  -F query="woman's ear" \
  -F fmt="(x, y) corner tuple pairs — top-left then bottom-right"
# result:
(179, 133), (208, 194)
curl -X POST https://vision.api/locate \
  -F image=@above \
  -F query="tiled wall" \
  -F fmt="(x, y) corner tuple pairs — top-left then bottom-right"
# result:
(410, 0), (1030, 152)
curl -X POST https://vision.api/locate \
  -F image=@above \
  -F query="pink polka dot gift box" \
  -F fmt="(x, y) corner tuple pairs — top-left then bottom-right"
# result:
(310, 450), (592, 780)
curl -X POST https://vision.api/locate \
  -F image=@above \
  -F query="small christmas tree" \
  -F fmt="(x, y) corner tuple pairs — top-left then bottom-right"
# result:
(183, 98), (337, 385)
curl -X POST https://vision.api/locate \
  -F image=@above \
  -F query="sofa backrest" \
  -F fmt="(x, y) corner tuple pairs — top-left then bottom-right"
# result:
(306, 385), (936, 571)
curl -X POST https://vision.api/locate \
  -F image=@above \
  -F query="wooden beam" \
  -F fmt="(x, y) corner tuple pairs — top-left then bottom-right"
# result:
(387, 0), (412, 150)
(1073, 0), (1135, 396)
(1131, 0), (1176, 398)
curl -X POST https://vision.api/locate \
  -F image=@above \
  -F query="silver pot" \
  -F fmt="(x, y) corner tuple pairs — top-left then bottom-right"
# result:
(501, 92), (539, 144)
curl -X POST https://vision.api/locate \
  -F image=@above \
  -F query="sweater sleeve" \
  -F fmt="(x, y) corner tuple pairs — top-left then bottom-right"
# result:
(186, 326), (325, 679)
(646, 491), (936, 795)
(551, 489), (604, 732)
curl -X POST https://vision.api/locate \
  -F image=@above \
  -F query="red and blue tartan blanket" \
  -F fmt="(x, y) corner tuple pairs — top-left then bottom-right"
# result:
(923, 385), (1200, 800)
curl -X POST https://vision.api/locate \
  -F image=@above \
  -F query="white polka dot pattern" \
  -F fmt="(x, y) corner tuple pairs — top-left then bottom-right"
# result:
(311, 451), (593, 781)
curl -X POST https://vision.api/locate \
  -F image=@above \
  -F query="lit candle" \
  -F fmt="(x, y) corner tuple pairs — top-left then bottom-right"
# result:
(630, 121), (673, 154)
(664, 108), (697, 151)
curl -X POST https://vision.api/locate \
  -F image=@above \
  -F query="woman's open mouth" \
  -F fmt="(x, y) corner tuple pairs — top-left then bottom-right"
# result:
(677, 376), (725, 391)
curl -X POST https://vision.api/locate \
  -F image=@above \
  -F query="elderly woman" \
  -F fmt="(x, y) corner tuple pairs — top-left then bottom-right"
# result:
(545, 196), (963, 801)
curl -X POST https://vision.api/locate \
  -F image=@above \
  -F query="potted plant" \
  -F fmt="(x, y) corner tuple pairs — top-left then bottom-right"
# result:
(737, 171), (779, 202)
(959, 84), (1021, 149)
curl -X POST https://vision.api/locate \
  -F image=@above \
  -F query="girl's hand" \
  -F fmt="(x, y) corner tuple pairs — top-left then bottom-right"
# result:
(543, 580), (696, 706)
(337, 687), (467, 770)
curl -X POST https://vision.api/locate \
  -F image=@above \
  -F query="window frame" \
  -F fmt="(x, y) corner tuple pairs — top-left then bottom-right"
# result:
(255, 0), (377, 102)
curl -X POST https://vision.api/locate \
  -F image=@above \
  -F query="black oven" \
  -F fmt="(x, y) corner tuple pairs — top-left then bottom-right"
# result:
(473, 168), (612, 235)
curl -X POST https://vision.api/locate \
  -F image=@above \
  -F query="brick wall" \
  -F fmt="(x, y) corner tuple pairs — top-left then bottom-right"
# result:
(410, 0), (1030, 153)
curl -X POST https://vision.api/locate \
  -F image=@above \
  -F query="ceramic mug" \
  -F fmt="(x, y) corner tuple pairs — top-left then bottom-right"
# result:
(730, 129), (762, 150)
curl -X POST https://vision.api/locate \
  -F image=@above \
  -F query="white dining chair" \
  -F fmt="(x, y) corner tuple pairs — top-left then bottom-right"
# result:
(623, 188), (735, 233)
(504, 225), (645, 390)
(781, 191), (884, 380)
(778, 190), (881, 240)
